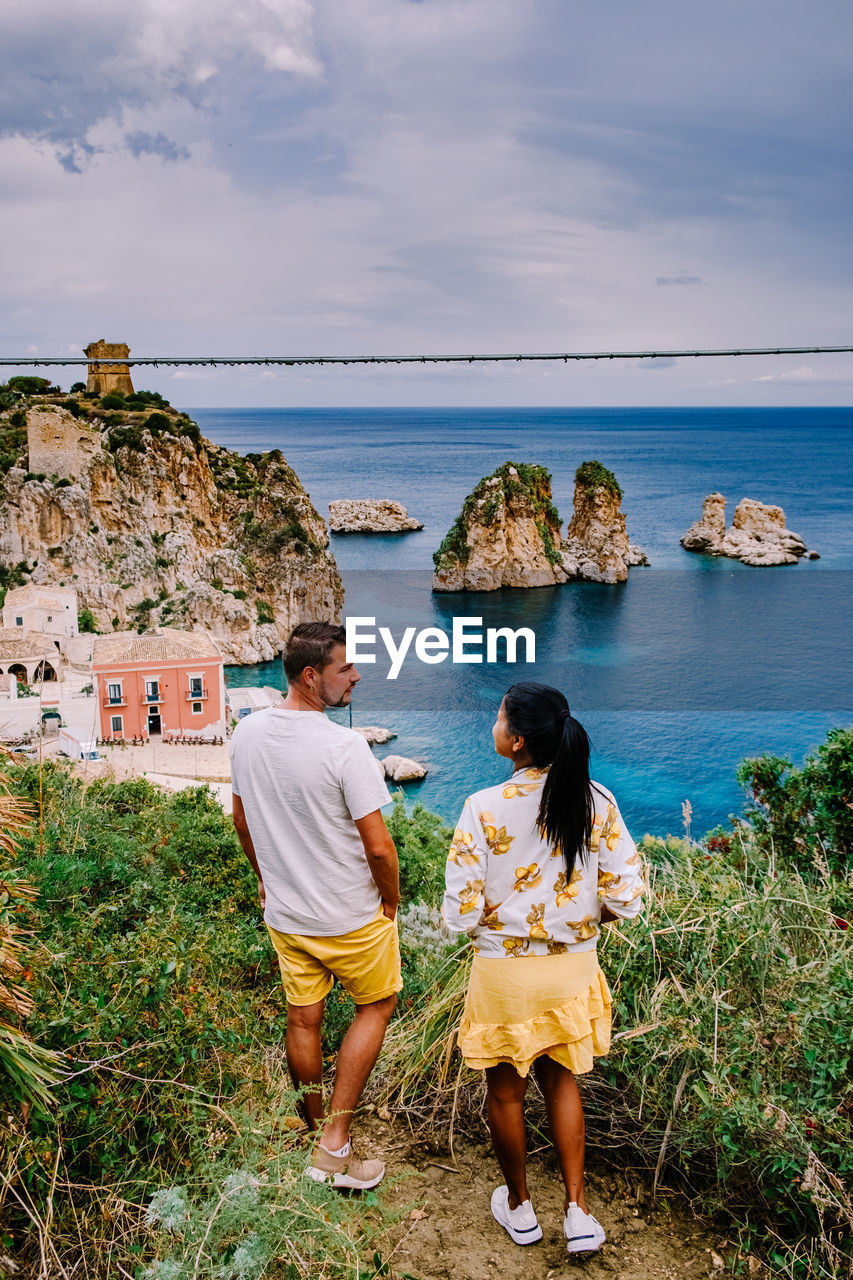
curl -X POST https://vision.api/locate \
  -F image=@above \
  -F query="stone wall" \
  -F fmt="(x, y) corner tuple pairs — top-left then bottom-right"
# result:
(27, 406), (104, 481)
(84, 340), (135, 396)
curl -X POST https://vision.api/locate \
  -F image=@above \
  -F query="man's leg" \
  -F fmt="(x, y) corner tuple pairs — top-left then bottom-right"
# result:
(285, 998), (326, 1131)
(319, 993), (397, 1150)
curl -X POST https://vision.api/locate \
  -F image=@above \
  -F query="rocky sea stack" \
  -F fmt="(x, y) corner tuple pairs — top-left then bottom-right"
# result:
(432, 458), (646, 592)
(328, 499), (423, 533)
(0, 378), (342, 662)
(432, 461), (564, 591)
(681, 493), (816, 566)
(562, 460), (648, 584)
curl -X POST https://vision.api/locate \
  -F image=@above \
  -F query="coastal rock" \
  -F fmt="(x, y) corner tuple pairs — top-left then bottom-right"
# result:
(432, 462), (566, 592)
(328, 499), (423, 533)
(680, 492), (727, 554)
(354, 725), (397, 745)
(0, 396), (343, 663)
(560, 461), (648, 584)
(381, 754), (428, 781)
(681, 494), (813, 566)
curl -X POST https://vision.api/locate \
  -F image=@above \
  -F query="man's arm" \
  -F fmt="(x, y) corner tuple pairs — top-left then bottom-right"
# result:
(354, 810), (400, 920)
(232, 793), (266, 909)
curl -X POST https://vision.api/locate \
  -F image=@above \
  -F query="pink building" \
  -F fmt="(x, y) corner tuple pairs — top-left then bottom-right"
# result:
(93, 628), (226, 741)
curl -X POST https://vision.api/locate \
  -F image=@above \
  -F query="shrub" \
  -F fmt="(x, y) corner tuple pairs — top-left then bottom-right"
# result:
(78, 608), (98, 633)
(8, 376), (51, 395)
(256, 601), (275, 625)
(145, 411), (172, 434)
(2, 765), (437, 1274)
(99, 392), (126, 410)
(69, 382), (86, 393)
(737, 727), (853, 878)
(575, 459), (623, 499)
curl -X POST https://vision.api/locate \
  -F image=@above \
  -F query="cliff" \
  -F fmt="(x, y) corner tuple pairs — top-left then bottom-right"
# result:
(681, 494), (816, 566)
(432, 462), (565, 592)
(561, 460), (648, 584)
(328, 499), (423, 533)
(0, 386), (343, 662)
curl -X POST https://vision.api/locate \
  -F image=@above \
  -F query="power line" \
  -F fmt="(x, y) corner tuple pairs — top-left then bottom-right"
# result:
(1, 344), (852, 369)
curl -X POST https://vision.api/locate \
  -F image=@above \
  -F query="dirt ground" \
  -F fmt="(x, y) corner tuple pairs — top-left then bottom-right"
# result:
(366, 1121), (735, 1280)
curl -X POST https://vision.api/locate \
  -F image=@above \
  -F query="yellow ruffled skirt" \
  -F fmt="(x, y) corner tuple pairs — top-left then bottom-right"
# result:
(457, 949), (611, 1076)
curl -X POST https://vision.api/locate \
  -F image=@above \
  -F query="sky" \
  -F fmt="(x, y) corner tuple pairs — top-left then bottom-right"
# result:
(1, 0), (852, 407)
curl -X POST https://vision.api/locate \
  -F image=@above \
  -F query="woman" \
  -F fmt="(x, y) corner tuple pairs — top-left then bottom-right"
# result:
(442, 683), (643, 1255)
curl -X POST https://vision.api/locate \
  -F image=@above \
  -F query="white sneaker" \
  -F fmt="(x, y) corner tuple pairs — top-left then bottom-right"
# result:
(490, 1185), (543, 1246)
(564, 1201), (606, 1254)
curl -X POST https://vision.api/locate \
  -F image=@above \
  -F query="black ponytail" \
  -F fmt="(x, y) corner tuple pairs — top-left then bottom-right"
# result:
(503, 682), (594, 877)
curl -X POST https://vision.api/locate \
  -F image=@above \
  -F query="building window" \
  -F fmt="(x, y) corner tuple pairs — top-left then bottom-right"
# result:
(145, 679), (160, 702)
(191, 701), (203, 714)
(110, 715), (123, 734)
(107, 681), (123, 704)
(15, 617), (22, 626)
(189, 675), (204, 697)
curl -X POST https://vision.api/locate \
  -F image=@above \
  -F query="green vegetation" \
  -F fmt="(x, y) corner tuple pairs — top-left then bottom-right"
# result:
(3, 729), (853, 1275)
(100, 392), (127, 410)
(575, 458), (623, 499)
(1, 767), (449, 1275)
(145, 410), (172, 434)
(78, 607), (98, 633)
(381, 728), (853, 1280)
(256, 600), (275, 625)
(7, 376), (55, 396)
(736, 727), (853, 878)
(0, 560), (30, 607)
(433, 460), (563, 571)
(0, 414), (27, 477)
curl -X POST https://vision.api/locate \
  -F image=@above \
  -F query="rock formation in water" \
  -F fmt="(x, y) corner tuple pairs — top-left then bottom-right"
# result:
(328, 499), (423, 533)
(432, 459), (646, 592)
(560, 461), (648, 584)
(381, 754), (428, 781)
(681, 493), (815, 565)
(0, 384), (343, 663)
(432, 462), (566, 592)
(354, 725), (397, 744)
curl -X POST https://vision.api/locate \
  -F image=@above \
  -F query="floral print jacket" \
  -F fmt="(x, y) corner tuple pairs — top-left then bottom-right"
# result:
(442, 768), (643, 957)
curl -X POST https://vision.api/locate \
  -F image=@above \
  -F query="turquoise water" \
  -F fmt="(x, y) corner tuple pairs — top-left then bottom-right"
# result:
(193, 406), (853, 838)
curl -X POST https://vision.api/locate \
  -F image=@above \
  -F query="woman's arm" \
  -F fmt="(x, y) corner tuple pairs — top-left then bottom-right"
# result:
(442, 798), (489, 936)
(596, 797), (644, 921)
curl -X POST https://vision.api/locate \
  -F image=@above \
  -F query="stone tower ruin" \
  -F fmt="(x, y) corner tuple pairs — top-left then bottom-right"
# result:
(84, 340), (135, 397)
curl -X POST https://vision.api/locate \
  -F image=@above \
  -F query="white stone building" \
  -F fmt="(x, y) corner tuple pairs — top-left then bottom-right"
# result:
(2, 585), (79, 651)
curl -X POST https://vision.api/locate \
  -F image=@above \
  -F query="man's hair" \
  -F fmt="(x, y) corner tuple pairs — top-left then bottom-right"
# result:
(283, 621), (347, 684)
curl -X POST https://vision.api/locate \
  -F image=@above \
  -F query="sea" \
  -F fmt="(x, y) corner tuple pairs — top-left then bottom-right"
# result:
(190, 406), (853, 840)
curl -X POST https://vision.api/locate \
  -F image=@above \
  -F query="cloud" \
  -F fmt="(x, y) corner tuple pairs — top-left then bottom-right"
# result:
(0, 0), (322, 162)
(124, 132), (190, 164)
(2, 0), (853, 407)
(638, 357), (677, 369)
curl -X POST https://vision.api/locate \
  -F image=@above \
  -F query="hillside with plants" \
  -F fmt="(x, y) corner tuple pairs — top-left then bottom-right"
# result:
(1, 728), (851, 1277)
(0, 377), (342, 661)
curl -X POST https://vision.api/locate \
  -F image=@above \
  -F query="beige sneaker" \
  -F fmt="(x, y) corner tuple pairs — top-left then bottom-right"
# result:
(307, 1143), (385, 1190)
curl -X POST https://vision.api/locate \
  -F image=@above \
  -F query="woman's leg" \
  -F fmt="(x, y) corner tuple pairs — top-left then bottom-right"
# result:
(533, 1054), (588, 1212)
(485, 1062), (530, 1209)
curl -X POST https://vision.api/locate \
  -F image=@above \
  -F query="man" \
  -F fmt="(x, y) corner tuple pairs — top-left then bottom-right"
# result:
(230, 621), (401, 1190)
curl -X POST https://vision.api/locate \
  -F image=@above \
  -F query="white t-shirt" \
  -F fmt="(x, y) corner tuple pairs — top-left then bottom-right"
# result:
(230, 708), (393, 935)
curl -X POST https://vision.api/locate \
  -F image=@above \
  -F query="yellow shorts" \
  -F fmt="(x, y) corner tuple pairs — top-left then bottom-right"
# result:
(267, 906), (403, 1007)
